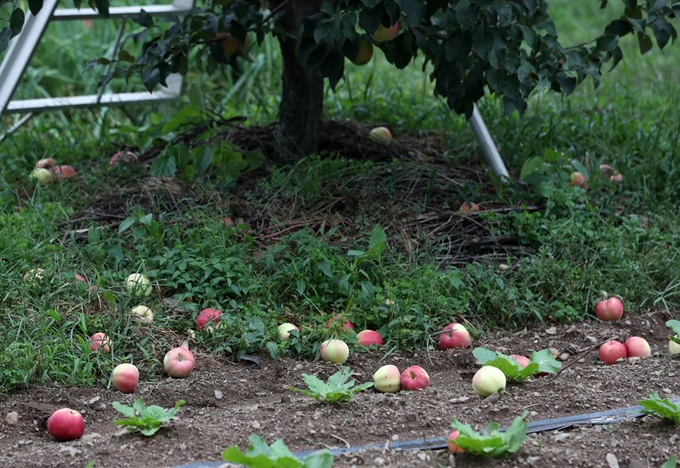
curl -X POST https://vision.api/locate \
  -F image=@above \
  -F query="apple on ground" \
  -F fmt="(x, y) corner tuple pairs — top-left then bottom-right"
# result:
(438, 323), (471, 350)
(164, 347), (196, 378)
(373, 364), (401, 393)
(669, 336), (680, 355)
(351, 40), (374, 66)
(30, 168), (54, 184)
(112, 363), (139, 393)
(371, 22), (400, 42)
(570, 171), (588, 189)
(357, 329), (383, 346)
(130, 305), (154, 323)
(35, 158), (57, 169)
(472, 366), (507, 397)
(447, 430), (465, 453)
(109, 151), (139, 166)
(49, 165), (77, 179)
(277, 323), (299, 340)
(369, 126), (392, 143)
(458, 201), (480, 212)
(125, 273), (152, 297)
(598, 340), (627, 365)
(325, 315), (354, 331)
(610, 173), (624, 184)
(595, 296), (624, 321)
(624, 337), (651, 358)
(47, 408), (85, 441)
(196, 308), (221, 331)
(509, 354), (530, 368)
(89, 333), (111, 352)
(74, 273), (88, 285)
(599, 164), (614, 176)
(319, 339), (350, 364)
(400, 365), (430, 391)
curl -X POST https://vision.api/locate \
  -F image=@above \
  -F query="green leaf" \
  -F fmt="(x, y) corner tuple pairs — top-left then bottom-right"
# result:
(112, 398), (185, 436)
(450, 411), (529, 457)
(187, 82), (205, 113)
(639, 392), (680, 424)
(286, 367), (372, 405)
(192, 144), (214, 178)
(28, 0), (43, 16)
(519, 156), (544, 181)
(112, 401), (137, 418)
(636, 31), (653, 55)
(528, 349), (562, 374)
(151, 147), (178, 178)
(395, 0), (425, 27)
(118, 217), (136, 234)
(661, 455), (678, 468)
(222, 435), (333, 468)
(9, 9), (25, 36)
(472, 347), (501, 364)
(367, 227), (387, 256)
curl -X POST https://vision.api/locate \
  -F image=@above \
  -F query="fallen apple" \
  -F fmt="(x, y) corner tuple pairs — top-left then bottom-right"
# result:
(319, 339), (350, 364)
(570, 171), (588, 189)
(89, 333), (111, 352)
(472, 366), (506, 398)
(373, 364), (401, 393)
(669, 336), (680, 355)
(35, 158), (57, 169)
(49, 165), (77, 179)
(164, 346), (196, 378)
(112, 363), (139, 393)
(125, 273), (152, 297)
(196, 308), (221, 331)
(47, 408), (85, 441)
(325, 315), (354, 331)
(351, 40), (374, 66)
(610, 173), (624, 184)
(447, 430), (464, 453)
(371, 22), (400, 42)
(277, 323), (299, 340)
(439, 323), (472, 350)
(109, 151), (139, 166)
(130, 305), (154, 323)
(400, 365), (430, 391)
(509, 354), (530, 368)
(30, 168), (54, 184)
(625, 336), (651, 358)
(356, 330), (383, 346)
(595, 296), (623, 321)
(458, 201), (480, 213)
(598, 339), (627, 365)
(74, 273), (88, 285)
(599, 164), (614, 176)
(369, 126), (392, 144)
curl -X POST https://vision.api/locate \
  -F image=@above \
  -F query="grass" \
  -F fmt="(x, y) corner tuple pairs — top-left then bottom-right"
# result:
(1, 2), (680, 392)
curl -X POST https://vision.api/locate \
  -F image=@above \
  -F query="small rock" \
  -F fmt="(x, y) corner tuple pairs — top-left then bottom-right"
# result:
(294, 364), (304, 371)
(559, 353), (570, 361)
(6, 411), (19, 424)
(391, 434), (399, 441)
(448, 397), (470, 404)
(87, 396), (101, 405)
(252, 420), (261, 429)
(373, 457), (385, 466)
(670, 434), (678, 444)
(606, 453), (619, 468)
(81, 433), (102, 442)
(663, 388), (672, 394)
(553, 433), (570, 442)
(405, 413), (417, 422)
(484, 393), (500, 404)
(58, 446), (81, 456)
(549, 347), (559, 356)
(417, 452), (428, 461)
(280, 396), (291, 403)
(545, 327), (557, 335)
(179, 443), (187, 451)
(214, 390), (223, 400)
(113, 429), (129, 437)
(526, 456), (541, 465)
(624, 320), (632, 325)
(585, 336), (598, 344)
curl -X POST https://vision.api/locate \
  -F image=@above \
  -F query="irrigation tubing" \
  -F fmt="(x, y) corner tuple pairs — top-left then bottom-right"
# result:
(174, 398), (680, 468)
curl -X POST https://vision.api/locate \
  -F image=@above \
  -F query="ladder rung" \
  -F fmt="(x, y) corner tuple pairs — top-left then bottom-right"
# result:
(52, 4), (193, 21)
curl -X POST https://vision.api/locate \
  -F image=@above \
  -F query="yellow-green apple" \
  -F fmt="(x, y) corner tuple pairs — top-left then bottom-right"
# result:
(47, 408), (85, 441)
(357, 330), (383, 346)
(319, 339), (350, 364)
(277, 323), (299, 340)
(373, 364), (401, 393)
(400, 365), (430, 391)
(570, 171), (588, 189)
(217, 32), (252, 57)
(89, 333), (111, 352)
(371, 22), (400, 42)
(369, 126), (392, 143)
(458, 201), (480, 212)
(125, 273), (152, 297)
(130, 305), (154, 323)
(109, 151), (139, 166)
(472, 366), (506, 397)
(35, 158), (56, 169)
(49, 165), (77, 179)
(23, 268), (45, 282)
(598, 340), (627, 365)
(112, 363), (139, 393)
(164, 347), (196, 378)
(196, 308), (221, 331)
(438, 323), (471, 350)
(669, 336), (680, 355)
(351, 40), (374, 65)
(509, 354), (530, 368)
(624, 337), (650, 358)
(447, 430), (464, 453)
(595, 296), (623, 321)
(30, 168), (54, 184)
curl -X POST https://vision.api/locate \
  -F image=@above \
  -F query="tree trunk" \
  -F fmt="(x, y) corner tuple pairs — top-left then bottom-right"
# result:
(270, 0), (325, 157)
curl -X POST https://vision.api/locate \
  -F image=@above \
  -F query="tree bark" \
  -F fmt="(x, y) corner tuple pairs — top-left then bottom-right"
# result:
(270, 0), (325, 157)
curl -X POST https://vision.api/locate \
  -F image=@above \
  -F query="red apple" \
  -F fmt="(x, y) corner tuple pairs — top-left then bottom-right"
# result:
(570, 171), (588, 188)
(447, 430), (465, 454)
(74, 273), (88, 285)
(163, 347), (196, 378)
(625, 337), (651, 358)
(458, 201), (480, 213)
(325, 315), (354, 331)
(400, 365), (430, 391)
(319, 339), (350, 364)
(371, 22), (400, 42)
(196, 308), (221, 331)
(438, 323), (471, 350)
(369, 127), (392, 143)
(109, 151), (139, 166)
(47, 408), (84, 441)
(35, 158), (57, 169)
(373, 364), (401, 393)
(89, 333), (111, 353)
(472, 366), (506, 397)
(277, 323), (299, 340)
(595, 296), (624, 321)
(112, 363), (139, 393)
(509, 354), (530, 368)
(357, 330), (383, 346)
(598, 340), (627, 365)
(49, 165), (77, 179)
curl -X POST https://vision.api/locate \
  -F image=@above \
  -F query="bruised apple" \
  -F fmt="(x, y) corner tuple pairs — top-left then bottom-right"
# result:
(163, 347), (196, 378)
(625, 336), (651, 358)
(89, 333), (111, 352)
(373, 364), (401, 393)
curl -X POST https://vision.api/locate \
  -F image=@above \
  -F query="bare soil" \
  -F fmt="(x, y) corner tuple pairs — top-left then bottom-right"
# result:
(2, 312), (679, 468)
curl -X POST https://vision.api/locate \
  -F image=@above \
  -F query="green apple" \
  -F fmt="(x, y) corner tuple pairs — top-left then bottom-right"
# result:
(472, 366), (506, 397)
(125, 273), (152, 297)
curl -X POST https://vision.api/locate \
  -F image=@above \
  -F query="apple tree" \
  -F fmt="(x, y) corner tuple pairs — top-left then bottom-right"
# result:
(3, 0), (680, 155)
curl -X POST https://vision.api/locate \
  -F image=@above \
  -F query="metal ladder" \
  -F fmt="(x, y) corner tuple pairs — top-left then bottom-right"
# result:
(0, 1), (509, 179)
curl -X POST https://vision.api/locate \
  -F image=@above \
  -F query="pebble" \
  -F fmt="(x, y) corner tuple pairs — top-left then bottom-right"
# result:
(391, 434), (399, 441)
(546, 327), (557, 335)
(663, 388), (672, 394)
(214, 390), (223, 399)
(553, 433), (570, 442)
(81, 433), (101, 442)
(606, 453), (619, 468)
(294, 364), (304, 371)
(373, 457), (385, 466)
(559, 353), (570, 361)
(448, 397), (470, 404)
(6, 412), (19, 424)
(417, 452), (428, 461)
(58, 446), (80, 456)
(252, 420), (261, 429)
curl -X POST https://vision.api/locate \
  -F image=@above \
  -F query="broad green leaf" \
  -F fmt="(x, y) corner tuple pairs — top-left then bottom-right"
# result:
(151, 148), (177, 178)
(639, 392), (680, 424)
(112, 401), (136, 418)
(519, 156), (544, 181)
(528, 349), (562, 374)
(661, 455), (678, 468)
(473, 347), (501, 363)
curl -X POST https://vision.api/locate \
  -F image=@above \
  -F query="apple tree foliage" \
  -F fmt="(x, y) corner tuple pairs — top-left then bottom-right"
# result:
(3, 0), (680, 152)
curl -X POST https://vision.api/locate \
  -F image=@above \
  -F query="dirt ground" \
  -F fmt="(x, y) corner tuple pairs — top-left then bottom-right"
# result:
(1, 311), (679, 468)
